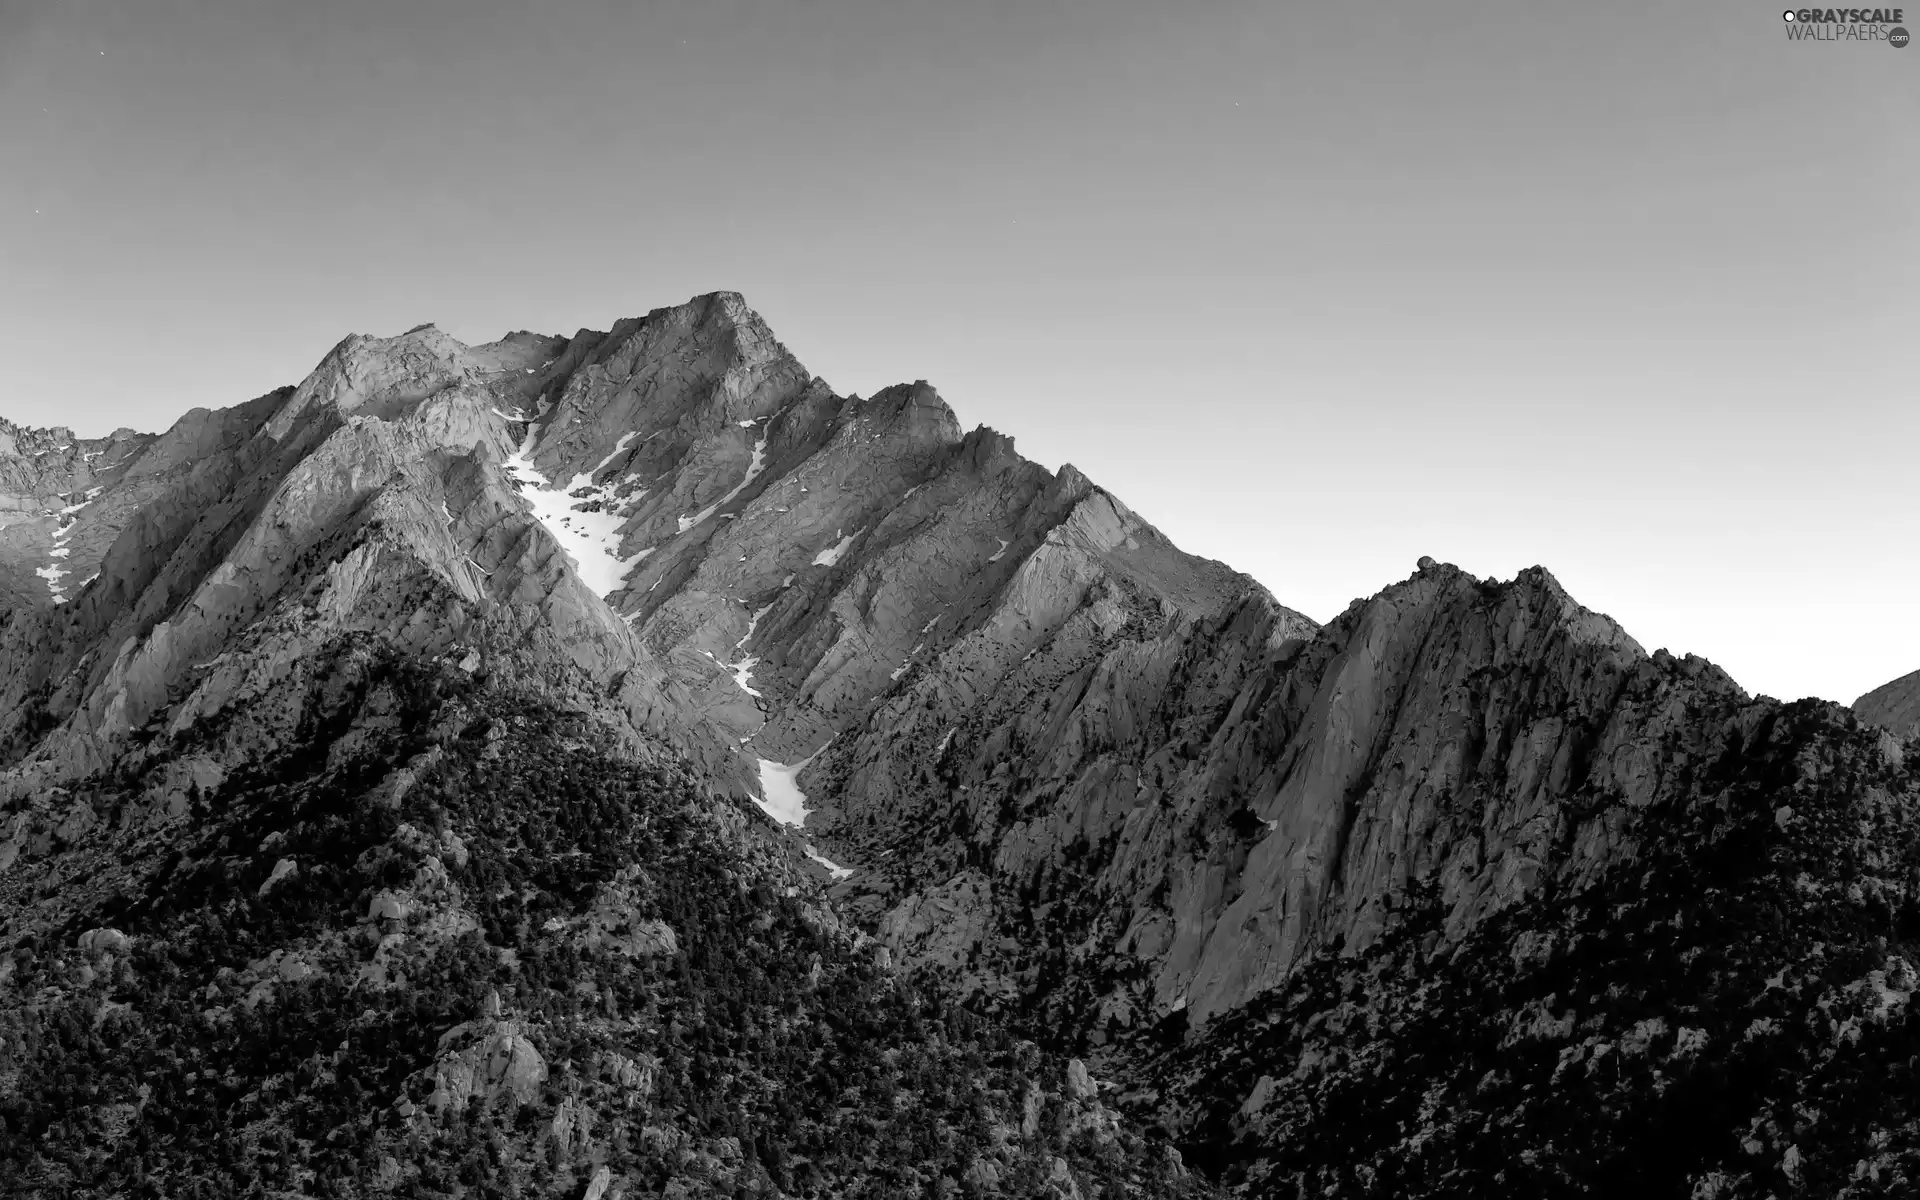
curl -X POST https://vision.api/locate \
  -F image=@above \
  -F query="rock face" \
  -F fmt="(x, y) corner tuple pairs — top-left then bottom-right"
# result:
(1856, 668), (1920, 739)
(0, 416), (157, 613)
(1150, 698), (1920, 1197)
(814, 550), (1823, 1038)
(0, 290), (1913, 1198)
(0, 316), (746, 796)
(428, 1018), (550, 1113)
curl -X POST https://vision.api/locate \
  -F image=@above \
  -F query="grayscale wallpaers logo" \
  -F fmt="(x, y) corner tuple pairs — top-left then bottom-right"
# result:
(1782, 7), (1910, 43)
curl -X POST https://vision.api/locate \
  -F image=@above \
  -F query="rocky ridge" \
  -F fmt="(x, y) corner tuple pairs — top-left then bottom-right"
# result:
(0, 291), (1914, 1197)
(1856, 669), (1920, 740)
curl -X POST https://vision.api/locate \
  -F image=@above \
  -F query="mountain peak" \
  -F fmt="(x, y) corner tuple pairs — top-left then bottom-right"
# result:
(3, 290), (1907, 1197)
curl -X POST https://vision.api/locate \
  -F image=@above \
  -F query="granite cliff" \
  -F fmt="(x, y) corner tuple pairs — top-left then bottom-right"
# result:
(1857, 669), (1920, 740)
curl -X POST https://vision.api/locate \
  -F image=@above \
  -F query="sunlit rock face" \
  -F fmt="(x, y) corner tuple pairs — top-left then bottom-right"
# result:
(816, 542), (1810, 1035)
(1856, 668), (1920, 740)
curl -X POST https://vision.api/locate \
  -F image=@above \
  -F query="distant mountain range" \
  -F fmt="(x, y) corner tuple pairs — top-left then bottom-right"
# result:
(1, 292), (1914, 1198)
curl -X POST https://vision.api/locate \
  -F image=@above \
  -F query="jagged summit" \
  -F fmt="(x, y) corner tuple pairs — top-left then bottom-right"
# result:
(0, 291), (1285, 801)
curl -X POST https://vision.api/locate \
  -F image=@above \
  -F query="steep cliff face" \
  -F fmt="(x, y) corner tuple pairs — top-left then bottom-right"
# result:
(1857, 669), (1920, 739)
(809, 553), (1798, 1038)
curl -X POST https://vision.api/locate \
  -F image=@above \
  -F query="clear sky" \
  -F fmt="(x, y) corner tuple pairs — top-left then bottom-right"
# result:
(3, 0), (1915, 706)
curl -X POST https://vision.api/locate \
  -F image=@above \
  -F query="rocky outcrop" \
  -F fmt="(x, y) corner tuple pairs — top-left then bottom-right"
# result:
(427, 1018), (550, 1114)
(1856, 668), (1920, 739)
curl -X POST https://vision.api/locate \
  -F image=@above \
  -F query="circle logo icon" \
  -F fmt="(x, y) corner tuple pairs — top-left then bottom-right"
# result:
(1892, 26), (1910, 46)
(1783, 9), (1797, 19)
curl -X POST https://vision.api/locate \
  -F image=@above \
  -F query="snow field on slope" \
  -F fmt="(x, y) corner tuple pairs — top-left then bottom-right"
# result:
(505, 427), (651, 598)
(751, 738), (835, 829)
(754, 756), (812, 826)
(752, 750), (854, 877)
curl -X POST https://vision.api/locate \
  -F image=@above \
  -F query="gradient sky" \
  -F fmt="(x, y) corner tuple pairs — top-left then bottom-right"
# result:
(2, 0), (1915, 706)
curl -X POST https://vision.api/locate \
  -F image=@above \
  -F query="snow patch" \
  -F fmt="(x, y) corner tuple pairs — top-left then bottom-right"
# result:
(696, 431), (768, 527)
(593, 431), (641, 474)
(34, 563), (67, 600)
(41, 504), (85, 603)
(987, 537), (1010, 563)
(704, 650), (761, 699)
(811, 529), (857, 568)
(889, 641), (925, 682)
(504, 427), (649, 597)
(705, 602), (776, 699)
(674, 429), (770, 535)
(805, 846), (853, 881)
(935, 727), (956, 756)
(754, 744), (829, 827)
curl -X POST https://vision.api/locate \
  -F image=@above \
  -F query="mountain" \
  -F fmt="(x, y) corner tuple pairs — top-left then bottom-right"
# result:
(1857, 669), (1920, 740)
(1, 291), (1914, 1198)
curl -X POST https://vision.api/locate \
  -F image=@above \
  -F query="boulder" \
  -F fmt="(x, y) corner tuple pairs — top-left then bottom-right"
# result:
(76, 928), (132, 957)
(428, 1020), (548, 1114)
